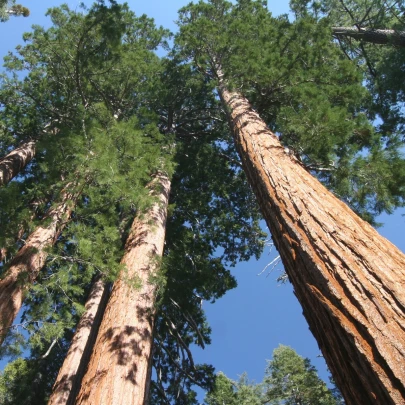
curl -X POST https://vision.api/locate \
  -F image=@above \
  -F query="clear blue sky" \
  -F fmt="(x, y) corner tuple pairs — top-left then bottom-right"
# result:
(1, 0), (404, 401)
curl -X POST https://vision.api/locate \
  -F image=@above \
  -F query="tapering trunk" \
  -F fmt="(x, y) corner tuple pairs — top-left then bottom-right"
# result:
(75, 172), (171, 405)
(0, 191), (74, 345)
(0, 141), (36, 186)
(217, 80), (405, 405)
(332, 26), (405, 47)
(48, 278), (110, 405)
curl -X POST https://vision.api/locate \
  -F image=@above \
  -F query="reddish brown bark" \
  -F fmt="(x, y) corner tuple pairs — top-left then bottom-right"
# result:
(0, 191), (74, 345)
(218, 81), (405, 405)
(49, 278), (110, 405)
(75, 172), (171, 405)
(0, 141), (36, 186)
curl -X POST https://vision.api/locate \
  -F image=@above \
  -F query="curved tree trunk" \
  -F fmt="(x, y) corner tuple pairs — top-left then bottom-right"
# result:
(0, 140), (36, 186)
(217, 77), (405, 405)
(75, 172), (171, 405)
(48, 278), (110, 405)
(0, 189), (75, 345)
(332, 26), (405, 47)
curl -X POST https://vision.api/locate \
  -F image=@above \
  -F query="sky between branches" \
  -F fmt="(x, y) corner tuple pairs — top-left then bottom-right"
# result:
(0, 0), (404, 399)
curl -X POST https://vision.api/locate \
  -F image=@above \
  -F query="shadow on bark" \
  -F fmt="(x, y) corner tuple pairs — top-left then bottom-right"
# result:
(51, 281), (110, 405)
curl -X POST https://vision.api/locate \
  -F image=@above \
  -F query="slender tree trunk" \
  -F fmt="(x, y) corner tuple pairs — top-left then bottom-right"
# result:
(0, 248), (6, 263)
(332, 26), (405, 47)
(48, 278), (110, 405)
(75, 172), (171, 405)
(217, 76), (405, 405)
(0, 189), (75, 345)
(0, 140), (36, 186)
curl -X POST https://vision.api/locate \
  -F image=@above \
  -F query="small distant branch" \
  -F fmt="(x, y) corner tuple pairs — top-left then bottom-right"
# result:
(40, 339), (57, 359)
(257, 255), (281, 277)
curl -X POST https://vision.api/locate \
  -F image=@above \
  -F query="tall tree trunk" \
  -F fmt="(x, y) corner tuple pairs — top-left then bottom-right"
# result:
(0, 188), (75, 345)
(217, 76), (405, 405)
(48, 278), (110, 405)
(332, 26), (405, 46)
(75, 172), (171, 405)
(0, 140), (36, 186)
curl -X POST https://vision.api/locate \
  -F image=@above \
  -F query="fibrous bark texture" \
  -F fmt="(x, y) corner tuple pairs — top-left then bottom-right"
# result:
(48, 278), (110, 405)
(0, 141), (36, 186)
(218, 81), (405, 405)
(332, 26), (405, 46)
(75, 172), (171, 405)
(0, 192), (74, 345)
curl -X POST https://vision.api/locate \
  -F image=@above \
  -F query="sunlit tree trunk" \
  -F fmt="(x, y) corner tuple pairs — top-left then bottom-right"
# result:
(48, 278), (110, 405)
(217, 73), (405, 405)
(0, 188), (75, 345)
(75, 172), (170, 405)
(0, 141), (36, 186)
(0, 248), (6, 263)
(332, 26), (405, 46)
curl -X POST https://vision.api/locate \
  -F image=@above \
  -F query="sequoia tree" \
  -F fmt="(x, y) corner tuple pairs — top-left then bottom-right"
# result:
(0, 4), (265, 403)
(74, 172), (171, 405)
(176, 1), (405, 403)
(73, 57), (263, 405)
(0, 185), (80, 345)
(48, 278), (110, 405)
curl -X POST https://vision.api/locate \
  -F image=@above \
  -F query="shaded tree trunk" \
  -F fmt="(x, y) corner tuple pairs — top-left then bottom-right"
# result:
(217, 75), (405, 405)
(332, 26), (405, 47)
(75, 172), (171, 405)
(0, 188), (75, 345)
(48, 278), (110, 405)
(0, 141), (36, 186)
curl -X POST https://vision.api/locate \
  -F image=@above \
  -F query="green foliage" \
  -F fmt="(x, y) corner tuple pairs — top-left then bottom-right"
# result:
(290, 0), (405, 195)
(3, 0), (404, 402)
(0, 3), (266, 403)
(0, 0), (29, 22)
(204, 346), (342, 405)
(147, 58), (265, 405)
(175, 0), (405, 222)
(205, 372), (262, 405)
(264, 345), (339, 404)
(0, 338), (71, 405)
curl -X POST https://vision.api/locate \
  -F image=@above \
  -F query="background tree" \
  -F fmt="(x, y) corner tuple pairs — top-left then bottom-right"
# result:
(204, 346), (342, 405)
(205, 372), (262, 405)
(263, 345), (340, 405)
